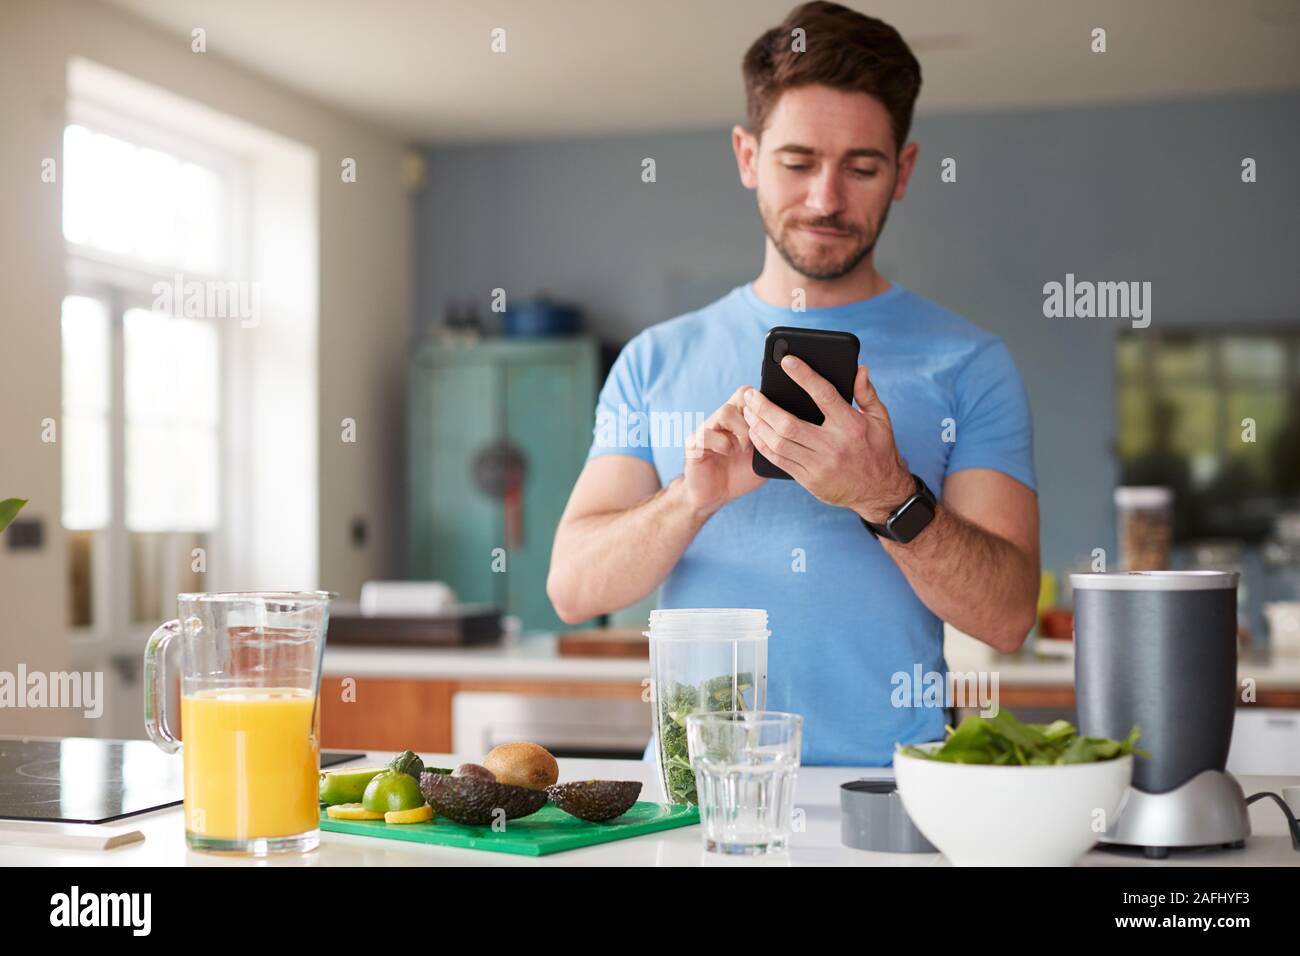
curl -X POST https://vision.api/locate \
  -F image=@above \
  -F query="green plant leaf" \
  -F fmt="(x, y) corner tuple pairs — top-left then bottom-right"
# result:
(0, 498), (27, 534)
(896, 710), (1146, 766)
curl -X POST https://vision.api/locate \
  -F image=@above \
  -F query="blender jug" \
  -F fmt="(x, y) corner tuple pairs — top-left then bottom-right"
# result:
(1072, 571), (1249, 856)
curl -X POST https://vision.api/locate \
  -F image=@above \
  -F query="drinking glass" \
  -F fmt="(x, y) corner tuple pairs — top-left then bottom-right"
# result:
(686, 710), (802, 855)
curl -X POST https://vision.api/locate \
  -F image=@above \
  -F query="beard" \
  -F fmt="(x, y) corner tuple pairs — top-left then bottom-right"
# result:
(758, 195), (889, 282)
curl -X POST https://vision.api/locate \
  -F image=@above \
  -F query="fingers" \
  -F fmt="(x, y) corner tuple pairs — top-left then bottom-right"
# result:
(687, 392), (754, 462)
(686, 423), (735, 460)
(749, 427), (806, 478)
(710, 401), (752, 451)
(742, 385), (823, 450)
(700, 426), (737, 455)
(852, 364), (893, 426)
(743, 403), (814, 468)
(780, 355), (849, 420)
(853, 365), (877, 408)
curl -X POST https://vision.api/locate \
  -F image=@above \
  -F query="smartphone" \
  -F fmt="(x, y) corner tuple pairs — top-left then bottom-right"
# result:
(752, 326), (861, 480)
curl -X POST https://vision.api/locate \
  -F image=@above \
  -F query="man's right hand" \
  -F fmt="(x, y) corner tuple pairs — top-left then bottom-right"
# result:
(683, 386), (767, 517)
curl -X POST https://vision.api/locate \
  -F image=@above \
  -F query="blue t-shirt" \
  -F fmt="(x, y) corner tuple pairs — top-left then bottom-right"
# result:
(587, 283), (1036, 766)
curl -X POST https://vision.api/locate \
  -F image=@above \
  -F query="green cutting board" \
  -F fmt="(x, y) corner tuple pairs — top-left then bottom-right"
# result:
(320, 802), (698, 856)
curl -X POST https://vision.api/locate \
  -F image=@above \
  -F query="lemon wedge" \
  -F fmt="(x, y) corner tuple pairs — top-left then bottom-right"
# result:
(384, 804), (434, 824)
(326, 803), (385, 821)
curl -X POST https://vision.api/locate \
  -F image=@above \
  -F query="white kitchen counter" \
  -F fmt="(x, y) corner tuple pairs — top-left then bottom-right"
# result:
(2, 753), (1297, 867)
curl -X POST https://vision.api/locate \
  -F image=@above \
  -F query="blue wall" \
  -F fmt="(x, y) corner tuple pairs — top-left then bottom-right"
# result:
(412, 91), (1300, 580)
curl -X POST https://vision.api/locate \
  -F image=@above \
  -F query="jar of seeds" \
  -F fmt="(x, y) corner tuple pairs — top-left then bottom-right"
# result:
(1115, 486), (1172, 571)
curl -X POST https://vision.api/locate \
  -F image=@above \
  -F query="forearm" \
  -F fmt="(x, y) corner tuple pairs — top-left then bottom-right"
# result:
(547, 476), (710, 624)
(878, 504), (1039, 652)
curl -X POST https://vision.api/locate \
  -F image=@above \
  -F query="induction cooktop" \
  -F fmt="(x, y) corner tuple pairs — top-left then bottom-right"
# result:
(0, 737), (363, 824)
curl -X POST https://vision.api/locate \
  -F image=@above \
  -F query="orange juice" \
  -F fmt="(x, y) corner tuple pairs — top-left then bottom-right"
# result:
(181, 687), (319, 841)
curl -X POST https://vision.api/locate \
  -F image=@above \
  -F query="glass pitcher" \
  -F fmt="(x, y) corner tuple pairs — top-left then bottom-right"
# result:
(144, 591), (334, 854)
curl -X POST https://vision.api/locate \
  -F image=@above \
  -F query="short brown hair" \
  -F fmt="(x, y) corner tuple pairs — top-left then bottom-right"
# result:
(742, 1), (922, 152)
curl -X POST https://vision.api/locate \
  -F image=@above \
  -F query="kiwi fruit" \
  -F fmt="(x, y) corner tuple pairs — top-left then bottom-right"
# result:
(482, 742), (559, 791)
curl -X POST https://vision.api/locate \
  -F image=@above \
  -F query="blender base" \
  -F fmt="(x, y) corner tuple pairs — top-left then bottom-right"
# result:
(1101, 769), (1251, 854)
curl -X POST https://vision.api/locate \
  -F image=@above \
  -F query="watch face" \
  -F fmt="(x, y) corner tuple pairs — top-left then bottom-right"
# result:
(888, 496), (935, 543)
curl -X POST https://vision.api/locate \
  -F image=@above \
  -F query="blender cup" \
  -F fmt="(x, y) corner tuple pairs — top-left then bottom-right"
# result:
(646, 608), (769, 805)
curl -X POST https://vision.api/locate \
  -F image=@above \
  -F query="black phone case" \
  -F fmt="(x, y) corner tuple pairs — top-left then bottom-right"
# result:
(752, 326), (861, 479)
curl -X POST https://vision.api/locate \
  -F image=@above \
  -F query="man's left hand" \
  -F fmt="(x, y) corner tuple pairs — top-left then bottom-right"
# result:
(742, 355), (915, 523)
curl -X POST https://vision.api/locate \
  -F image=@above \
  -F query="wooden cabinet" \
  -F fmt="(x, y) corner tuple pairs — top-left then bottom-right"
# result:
(408, 336), (597, 633)
(319, 676), (645, 753)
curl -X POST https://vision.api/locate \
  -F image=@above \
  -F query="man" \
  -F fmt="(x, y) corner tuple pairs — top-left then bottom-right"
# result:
(547, 1), (1039, 766)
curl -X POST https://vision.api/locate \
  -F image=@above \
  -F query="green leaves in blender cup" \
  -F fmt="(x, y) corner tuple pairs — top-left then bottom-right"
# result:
(658, 672), (754, 804)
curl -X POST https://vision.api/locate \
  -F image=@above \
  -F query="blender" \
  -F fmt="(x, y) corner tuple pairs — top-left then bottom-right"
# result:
(1071, 570), (1251, 858)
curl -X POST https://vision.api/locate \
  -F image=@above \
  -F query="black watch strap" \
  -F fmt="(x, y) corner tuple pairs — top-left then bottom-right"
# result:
(860, 474), (936, 543)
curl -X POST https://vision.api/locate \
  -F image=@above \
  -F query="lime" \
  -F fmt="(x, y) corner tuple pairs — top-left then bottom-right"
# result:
(362, 770), (424, 813)
(319, 767), (386, 806)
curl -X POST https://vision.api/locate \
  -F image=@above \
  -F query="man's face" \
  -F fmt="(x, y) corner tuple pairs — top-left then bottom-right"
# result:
(735, 85), (917, 281)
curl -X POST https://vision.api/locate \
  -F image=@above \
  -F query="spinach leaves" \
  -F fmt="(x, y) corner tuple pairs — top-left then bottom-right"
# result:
(896, 710), (1145, 765)
(656, 672), (753, 804)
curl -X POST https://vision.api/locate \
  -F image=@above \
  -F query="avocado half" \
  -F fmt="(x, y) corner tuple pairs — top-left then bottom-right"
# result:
(419, 770), (546, 825)
(546, 780), (642, 822)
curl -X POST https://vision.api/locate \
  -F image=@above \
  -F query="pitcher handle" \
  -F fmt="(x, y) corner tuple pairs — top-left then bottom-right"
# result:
(144, 619), (182, 753)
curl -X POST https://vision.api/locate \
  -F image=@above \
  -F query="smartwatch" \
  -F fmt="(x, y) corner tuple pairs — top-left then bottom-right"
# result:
(860, 474), (937, 544)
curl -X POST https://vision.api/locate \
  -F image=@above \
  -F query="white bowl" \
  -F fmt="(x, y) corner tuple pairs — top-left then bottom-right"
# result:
(894, 746), (1133, 866)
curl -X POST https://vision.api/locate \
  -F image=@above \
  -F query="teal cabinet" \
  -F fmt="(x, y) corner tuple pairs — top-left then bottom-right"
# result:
(409, 337), (597, 633)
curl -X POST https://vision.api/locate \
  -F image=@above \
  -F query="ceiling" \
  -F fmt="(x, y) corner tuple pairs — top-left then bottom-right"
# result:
(101, 0), (1300, 144)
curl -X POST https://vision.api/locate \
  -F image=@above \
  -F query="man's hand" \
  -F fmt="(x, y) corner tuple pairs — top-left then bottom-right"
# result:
(743, 356), (913, 522)
(683, 385), (767, 517)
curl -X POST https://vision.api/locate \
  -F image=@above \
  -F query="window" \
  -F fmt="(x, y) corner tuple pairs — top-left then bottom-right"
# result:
(1116, 330), (1300, 542)
(61, 296), (111, 531)
(62, 56), (321, 639)
(62, 124), (228, 275)
(61, 110), (240, 638)
(122, 308), (220, 531)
